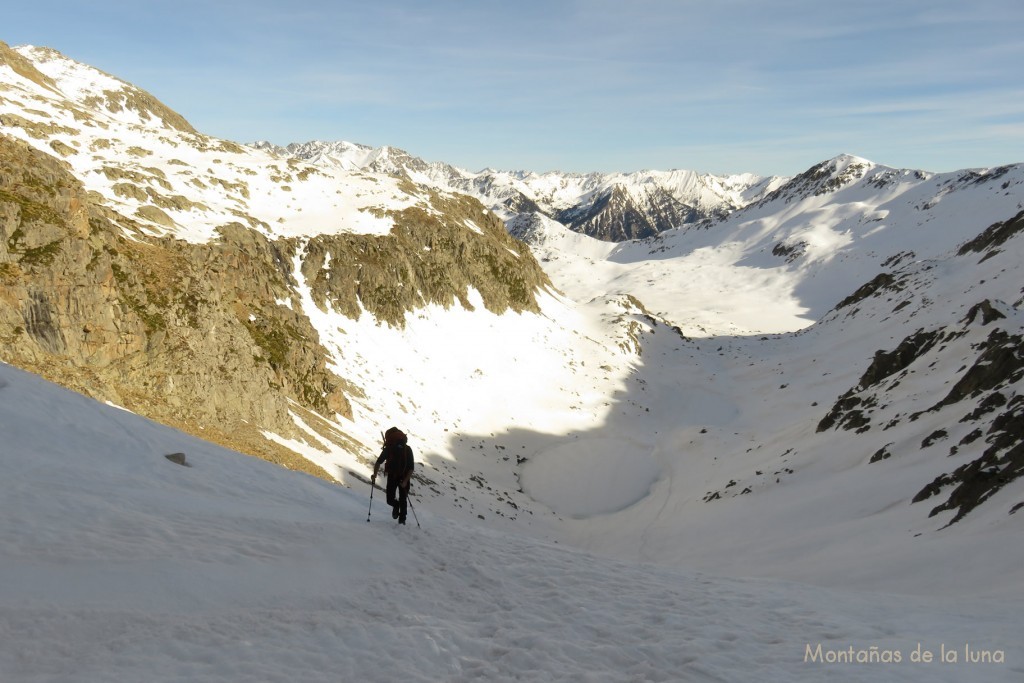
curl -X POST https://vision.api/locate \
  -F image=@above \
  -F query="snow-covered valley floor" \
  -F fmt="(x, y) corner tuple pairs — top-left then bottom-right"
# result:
(2, 361), (1021, 682)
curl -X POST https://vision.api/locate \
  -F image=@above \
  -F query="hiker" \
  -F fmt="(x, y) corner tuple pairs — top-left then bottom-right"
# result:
(372, 427), (415, 524)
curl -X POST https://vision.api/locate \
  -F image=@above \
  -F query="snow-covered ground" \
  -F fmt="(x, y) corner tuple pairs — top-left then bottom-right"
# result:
(2, 361), (1020, 682)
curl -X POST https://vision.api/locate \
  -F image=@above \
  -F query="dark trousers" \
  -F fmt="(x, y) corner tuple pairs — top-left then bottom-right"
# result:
(386, 476), (408, 521)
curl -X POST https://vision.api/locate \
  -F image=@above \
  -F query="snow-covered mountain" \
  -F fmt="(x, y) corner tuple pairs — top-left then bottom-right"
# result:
(252, 139), (785, 241)
(518, 154), (1024, 590)
(2, 40), (1024, 679)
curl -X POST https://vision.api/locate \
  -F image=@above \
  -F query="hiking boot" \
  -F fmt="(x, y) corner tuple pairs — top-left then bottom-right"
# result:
(392, 505), (399, 519)
(399, 517), (406, 525)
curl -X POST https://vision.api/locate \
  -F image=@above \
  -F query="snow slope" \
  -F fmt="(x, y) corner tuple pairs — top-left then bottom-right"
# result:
(2, 361), (1021, 682)
(508, 157), (1024, 595)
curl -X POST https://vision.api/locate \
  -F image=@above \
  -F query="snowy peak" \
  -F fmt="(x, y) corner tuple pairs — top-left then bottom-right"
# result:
(8, 43), (196, 133)
(754, 153), (878, 205)
(0, 40), (60, 94)
(630, 155), (1024, 333)
(255, 139), (444, 178)
(745, 152), (1017, 215)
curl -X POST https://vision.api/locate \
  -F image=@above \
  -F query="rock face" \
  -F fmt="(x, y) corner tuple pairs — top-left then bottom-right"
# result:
(910, 328), (1024, 526)
(553, 184), (704, 242)
(0, 134), (551, 479)
(295, 191), (547, 327)
(0, 135), (343, 477)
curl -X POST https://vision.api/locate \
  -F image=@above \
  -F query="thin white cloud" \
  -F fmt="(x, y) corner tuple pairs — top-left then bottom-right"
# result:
(4, 0), (1021, 174)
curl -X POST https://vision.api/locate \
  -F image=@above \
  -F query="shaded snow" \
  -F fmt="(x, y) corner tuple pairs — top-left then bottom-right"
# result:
(2, 361), (1021, 682)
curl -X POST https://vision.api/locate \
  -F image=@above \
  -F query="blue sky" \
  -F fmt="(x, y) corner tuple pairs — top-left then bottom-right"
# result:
(5, 0), (1023, 176)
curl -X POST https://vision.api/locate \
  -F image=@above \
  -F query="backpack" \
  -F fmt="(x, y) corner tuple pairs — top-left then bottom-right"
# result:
(382, 427), (411, 476)
(383, 427), (406, 446)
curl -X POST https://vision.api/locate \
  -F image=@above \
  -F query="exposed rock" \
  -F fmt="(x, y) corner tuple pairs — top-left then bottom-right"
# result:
(756, 158), (867, 207)
(961, 392), (1008, 423)
(0, 41), (60, 95)
(926, 329), (1024, 413)
(869, 443), (893, 463)
(817, 329), (940, 433)
(164, 452), (189, 467)
(135, 204), (174, 227)
(861, 329), (942, 390)
(961, 299), (1006, 326)
(910, 327), (1023, 526)
(555, 184), (702, 241)
(833, 272), (901, 311)
(816, 390), (873, 433)
(921, 430), (948, 448)
(298, 191), (550, 327)
(913, 396), (1024, 526)
(957, 209), (1024, 262)
(772, 240), (807, 262)
(0, 134), (342, 478)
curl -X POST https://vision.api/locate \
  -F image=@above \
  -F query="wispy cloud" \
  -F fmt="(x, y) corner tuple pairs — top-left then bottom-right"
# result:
(4, 0), (1022, 174)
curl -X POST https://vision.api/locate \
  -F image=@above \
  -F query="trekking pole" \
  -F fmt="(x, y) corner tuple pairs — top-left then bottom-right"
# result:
(366, 476), (375, 522)
(407, 491), (421, 528)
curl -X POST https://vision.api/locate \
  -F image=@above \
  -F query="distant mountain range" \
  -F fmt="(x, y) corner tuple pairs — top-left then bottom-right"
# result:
(251, 140), (787, 241)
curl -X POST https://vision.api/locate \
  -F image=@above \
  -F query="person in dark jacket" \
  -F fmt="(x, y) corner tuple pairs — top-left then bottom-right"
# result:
(372, 427), (415, 524)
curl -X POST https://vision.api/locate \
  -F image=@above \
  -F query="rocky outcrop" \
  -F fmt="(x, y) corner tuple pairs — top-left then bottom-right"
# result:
(913, 393), (1024, 527)
(957, 209), (1024, 263)
(0, 41), (60, 94)
(816, 290), (1024, 526)
(296, 190), (549, 327)
(2, 41), (197, 135)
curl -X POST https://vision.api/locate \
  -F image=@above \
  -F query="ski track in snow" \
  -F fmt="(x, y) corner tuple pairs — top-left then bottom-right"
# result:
(4, 525), (1022, 682)
(4, 517), (1022, 683)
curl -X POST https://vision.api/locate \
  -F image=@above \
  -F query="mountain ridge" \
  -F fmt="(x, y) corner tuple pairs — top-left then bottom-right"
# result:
(251, 138), (787, 241)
